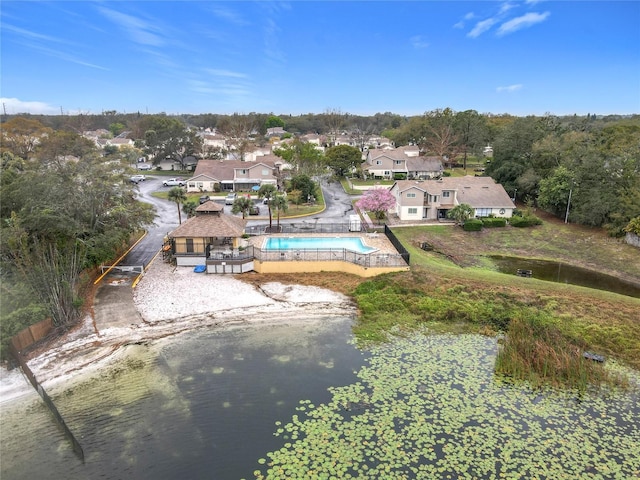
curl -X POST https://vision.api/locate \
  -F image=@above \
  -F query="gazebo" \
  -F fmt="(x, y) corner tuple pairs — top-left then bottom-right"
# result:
(168, 201), (247, 267)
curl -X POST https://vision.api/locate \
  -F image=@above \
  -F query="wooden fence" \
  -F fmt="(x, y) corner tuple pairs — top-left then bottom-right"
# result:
(11, 318), (53, 352)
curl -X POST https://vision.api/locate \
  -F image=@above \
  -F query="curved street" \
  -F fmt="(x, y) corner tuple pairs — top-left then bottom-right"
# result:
(118, 176), (360, 270)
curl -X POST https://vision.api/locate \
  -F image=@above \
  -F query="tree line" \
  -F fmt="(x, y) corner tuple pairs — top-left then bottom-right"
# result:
(0, 125), (155, 359)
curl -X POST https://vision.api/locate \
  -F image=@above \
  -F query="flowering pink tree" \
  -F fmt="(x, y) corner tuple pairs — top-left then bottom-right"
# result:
(355, 188), (396, 223)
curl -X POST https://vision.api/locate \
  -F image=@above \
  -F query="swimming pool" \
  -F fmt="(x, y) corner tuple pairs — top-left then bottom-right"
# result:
(263, 236), (377, 254)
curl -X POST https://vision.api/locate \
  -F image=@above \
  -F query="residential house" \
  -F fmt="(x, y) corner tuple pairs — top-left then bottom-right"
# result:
(202, 132), (227, 149)
(389, 176), (515, 221)
(368, 135), (394, 149)
(301, 133), (326, 152)
(406, 156), (443, 179)
(266, 127), (287, 137)
(363, 147), (442, 180)
(168, 201), (247, 267)
(363, 148), (410, 179)
(186, 157), (281, 193)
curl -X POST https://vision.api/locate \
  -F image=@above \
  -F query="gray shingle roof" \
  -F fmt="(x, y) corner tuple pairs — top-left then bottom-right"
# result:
(393, 176), (515, 208)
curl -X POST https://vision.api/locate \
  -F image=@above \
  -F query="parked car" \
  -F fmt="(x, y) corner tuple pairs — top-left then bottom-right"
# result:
(163, 178), (185, 187)
(249, 205), (260, 215)
(137, 163), (152, 171)
(225, 193), (237, 205)
(199, 195), (211, 204)
(130, 174), (146, 183)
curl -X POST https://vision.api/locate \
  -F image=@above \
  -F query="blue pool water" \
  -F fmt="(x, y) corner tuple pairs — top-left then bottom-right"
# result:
(264, 236), (376, 254)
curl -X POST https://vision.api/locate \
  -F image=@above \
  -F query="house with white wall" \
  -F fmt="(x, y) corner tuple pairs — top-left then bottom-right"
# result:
(187, 157), (281, 193)
(389, 176), (515, 221)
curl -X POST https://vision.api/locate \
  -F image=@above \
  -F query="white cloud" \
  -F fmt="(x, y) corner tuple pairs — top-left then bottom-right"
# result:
(410, 35), (430, 49)
(454, 12), (475, 29)
(499, 2), (516, 14)
(497, 12), (550, 36)
(209, 5), (250, 26)
(206, 69), (248, 79)
(2, 24), (64, 44)
(98, 7), (164, 47)
(468, 18), (497, 38)
(496, 84), (523, 93)
(1, 97), (60, 115)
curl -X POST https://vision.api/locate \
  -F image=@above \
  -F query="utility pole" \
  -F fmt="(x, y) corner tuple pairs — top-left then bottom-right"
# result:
(564, 187), (573, 223)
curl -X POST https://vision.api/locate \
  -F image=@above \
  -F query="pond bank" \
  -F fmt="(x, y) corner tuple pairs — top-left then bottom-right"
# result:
(0, 261), (356, 406)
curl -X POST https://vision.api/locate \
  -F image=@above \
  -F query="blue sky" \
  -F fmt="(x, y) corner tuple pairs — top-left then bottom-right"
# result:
(2, 1), (638, 117)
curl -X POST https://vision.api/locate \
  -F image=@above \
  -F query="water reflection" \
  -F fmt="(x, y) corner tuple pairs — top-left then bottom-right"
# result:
(490, 255), (640, 298)
(0, 318), (365, 480)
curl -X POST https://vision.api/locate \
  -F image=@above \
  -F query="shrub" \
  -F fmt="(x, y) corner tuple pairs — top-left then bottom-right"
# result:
(393, 173), (407, 180)
(481, 217), (507, 228)
(510, 215), (543, 228)
(463, 219), (483, 231)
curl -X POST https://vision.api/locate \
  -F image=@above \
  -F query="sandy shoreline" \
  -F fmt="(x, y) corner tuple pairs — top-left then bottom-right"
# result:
(0, 261), (357, 406)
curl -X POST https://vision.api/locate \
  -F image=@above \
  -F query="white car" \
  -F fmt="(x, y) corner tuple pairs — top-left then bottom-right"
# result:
(137, 163), (152, 171)
(225, 193), (237, 205)
(163, 178), (185, 187)
(130, 174), (146, 183)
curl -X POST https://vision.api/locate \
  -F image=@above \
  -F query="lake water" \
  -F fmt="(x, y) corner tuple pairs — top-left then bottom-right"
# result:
(0, 318), (367, 480)
(2, 320), (639, 479)
(490, 255), (640, 298)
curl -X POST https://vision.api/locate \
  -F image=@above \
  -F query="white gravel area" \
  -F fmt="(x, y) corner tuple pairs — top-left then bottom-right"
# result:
(1, 260), (356, 405)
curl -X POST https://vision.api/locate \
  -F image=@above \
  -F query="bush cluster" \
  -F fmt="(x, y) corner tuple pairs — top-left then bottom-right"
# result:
(510, 215), (543, 228)
(481, 217), (507, 228)
(463, 219), (483, 231)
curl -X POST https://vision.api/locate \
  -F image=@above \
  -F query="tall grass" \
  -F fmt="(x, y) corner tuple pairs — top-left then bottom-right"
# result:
(494, 313), (622, 390)
(351, 275), (627, 389)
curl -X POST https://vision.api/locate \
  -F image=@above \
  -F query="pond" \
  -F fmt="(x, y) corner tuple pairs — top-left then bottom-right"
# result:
(490, 255), (640, 298)
(2, 321), (639, 479)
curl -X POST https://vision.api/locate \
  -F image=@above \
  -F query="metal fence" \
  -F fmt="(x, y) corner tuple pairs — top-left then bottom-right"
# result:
(384, 225), (411, 264)
(245, 222), (359, 236)
(9, 342), (84, 462)
(243, 222), (409, 268)
(252, 245), (407, 268)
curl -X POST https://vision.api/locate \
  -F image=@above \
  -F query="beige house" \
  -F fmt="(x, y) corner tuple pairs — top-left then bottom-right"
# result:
(186, 158), (281, 193)
(168, 201), (247, 266)
(389, 176), (516, 221)
(363, 148), (442, 180)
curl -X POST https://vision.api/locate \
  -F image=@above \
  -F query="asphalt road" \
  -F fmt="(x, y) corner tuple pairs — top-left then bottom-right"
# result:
(115, 176), (359, 270)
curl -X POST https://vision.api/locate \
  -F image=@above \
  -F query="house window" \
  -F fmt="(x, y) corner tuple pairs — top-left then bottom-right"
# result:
(240, 169), (247, 174)
(395, 160), (403, 165)
(384, 171), (390, 176)
(186, 239), (194, 253)
(376, 160), (382, 165)
(407, 193), (416, 198)
(442, 191), (451, 198)
(262, 168), (270, 175)
(408, 207), (418, 215)
(476, 208), (491, 217)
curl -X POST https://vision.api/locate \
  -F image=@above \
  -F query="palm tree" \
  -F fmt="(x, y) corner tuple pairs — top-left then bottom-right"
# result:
(231, 196), (253, 218)
(182, 200), (197, 219)
(168, 187), (187, 224)
(271, 194), (289, 230)
(258, 184), (277, 231)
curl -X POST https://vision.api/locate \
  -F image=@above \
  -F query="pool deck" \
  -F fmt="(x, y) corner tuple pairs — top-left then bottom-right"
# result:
(247, 232), (399, 255)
